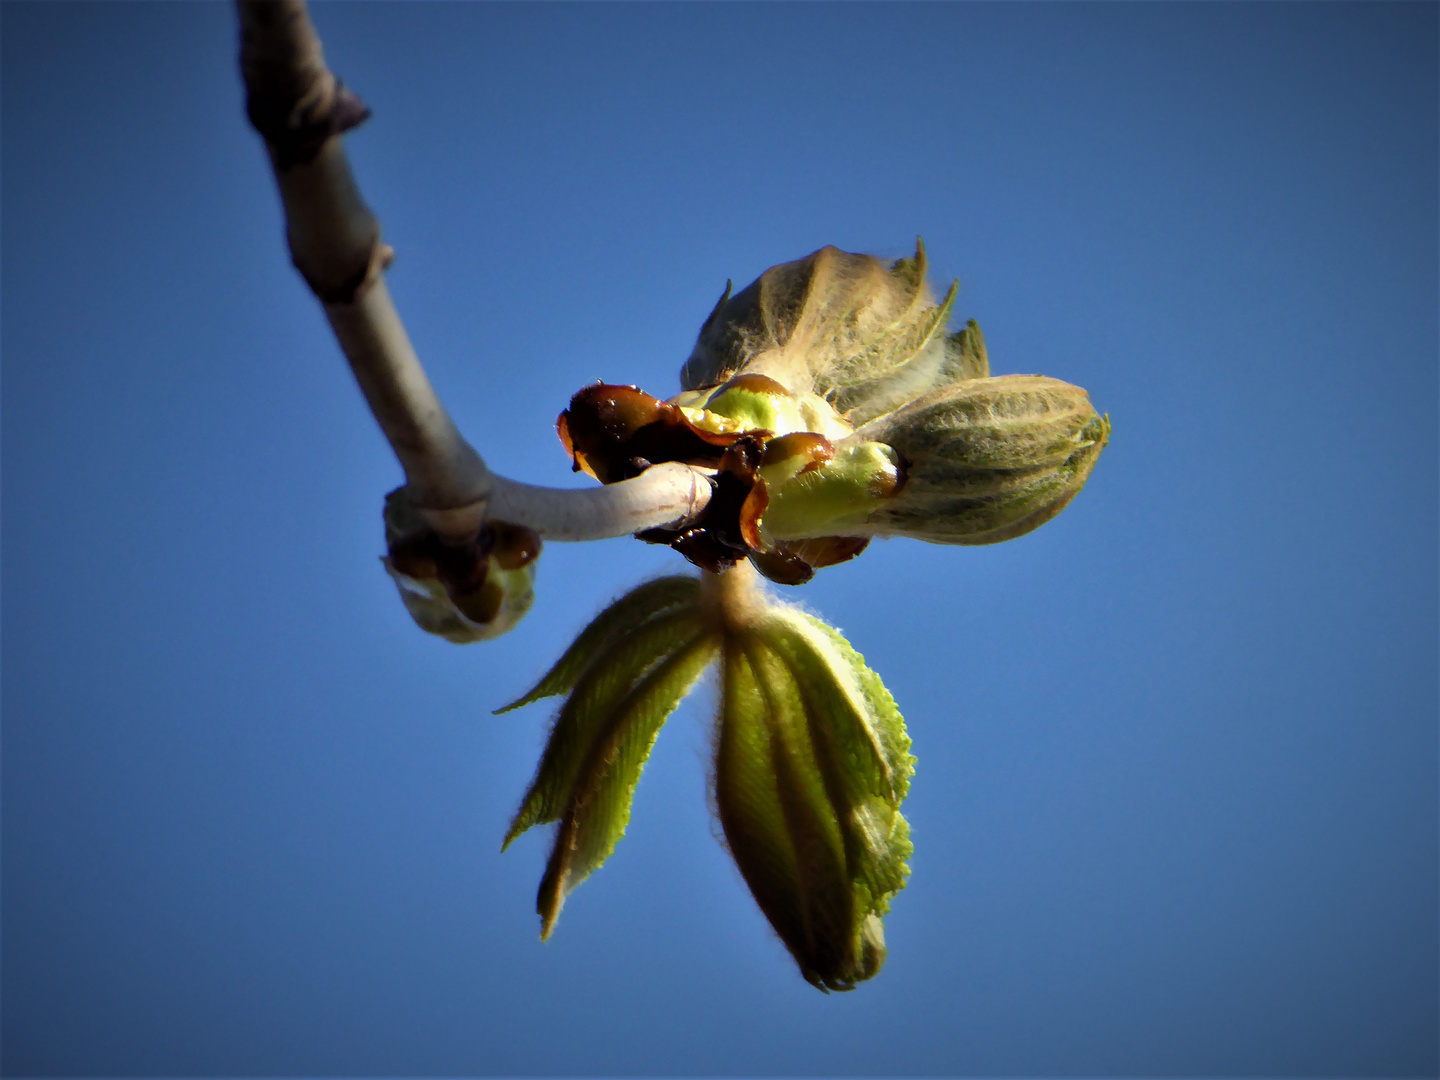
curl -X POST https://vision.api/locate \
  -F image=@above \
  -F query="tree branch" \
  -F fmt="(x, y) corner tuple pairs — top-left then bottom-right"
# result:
(237, 0), (711, 541)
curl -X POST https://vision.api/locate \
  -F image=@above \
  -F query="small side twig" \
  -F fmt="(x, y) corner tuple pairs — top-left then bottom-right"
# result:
(237, 0), (711, 541)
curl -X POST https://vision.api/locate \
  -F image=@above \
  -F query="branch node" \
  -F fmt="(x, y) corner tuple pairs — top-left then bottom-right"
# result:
(305, 233), (389, 305)
(240, 0), (372, 169)
(419, 500), (488, 543)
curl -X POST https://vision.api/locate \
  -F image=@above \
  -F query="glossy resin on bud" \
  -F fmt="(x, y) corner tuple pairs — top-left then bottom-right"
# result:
(381, 486), (539, 643)
(561, 379), (888, 584)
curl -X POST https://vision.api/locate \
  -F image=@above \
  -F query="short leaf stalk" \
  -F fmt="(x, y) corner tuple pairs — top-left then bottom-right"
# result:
(239, 0), (1107, 990)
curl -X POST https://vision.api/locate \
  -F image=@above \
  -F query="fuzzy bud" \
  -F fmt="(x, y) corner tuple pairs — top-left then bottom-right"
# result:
(680, 241), (983, 426)
(851, 375), (1110, 544)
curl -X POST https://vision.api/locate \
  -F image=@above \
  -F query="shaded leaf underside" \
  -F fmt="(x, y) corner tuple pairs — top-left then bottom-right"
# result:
(715, 612), (913, 991)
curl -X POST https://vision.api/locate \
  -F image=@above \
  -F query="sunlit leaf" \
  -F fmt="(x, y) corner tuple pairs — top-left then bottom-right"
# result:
(496, 576), (700, 713)
(773, 611), (913, 925)
(536, 631), (719, 938)
(716, 638), (855, 990)
(504, 605), (707, 848)
(790, 610), (913, 804)
(750, 609), (896, 802)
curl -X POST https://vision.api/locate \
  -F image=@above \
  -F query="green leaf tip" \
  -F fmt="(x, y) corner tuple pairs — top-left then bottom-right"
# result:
(495, 575), (701, 713)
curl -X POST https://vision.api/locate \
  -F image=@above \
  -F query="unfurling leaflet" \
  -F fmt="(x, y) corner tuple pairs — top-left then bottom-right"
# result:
(499, 571), (913, 990)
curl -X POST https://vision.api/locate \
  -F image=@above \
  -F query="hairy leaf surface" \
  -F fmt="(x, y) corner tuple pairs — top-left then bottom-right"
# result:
(496, 576), (701, 713)
(714, 619), (911, 991)
(750, 610), (895, 802)
(504, 607), (707, 848)
(536, 631), (719, 937)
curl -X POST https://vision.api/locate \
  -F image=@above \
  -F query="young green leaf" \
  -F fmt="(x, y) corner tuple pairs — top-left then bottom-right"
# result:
(504, 605), (708, 848)
(773, 612), (912, 944)
(714, 617), (911, 992)
(750, 609), (897, 803)
(791, 610), (914, 804)
(495, 575), (701, 713)
(716, 638), (858, 990)
(536, 631), (719, 939)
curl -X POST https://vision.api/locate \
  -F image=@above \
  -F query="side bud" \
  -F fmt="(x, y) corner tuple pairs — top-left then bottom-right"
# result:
(852, 375), (1110, 544)
(382, 486), (540, 643)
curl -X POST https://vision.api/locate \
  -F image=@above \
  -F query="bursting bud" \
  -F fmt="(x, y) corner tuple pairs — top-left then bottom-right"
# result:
(680, 241), (986, 428)
(382, 486), (540, 643)
(676, 242), (1107, 547)
(849, 375), (1110, 544)
(559, 241), (1107, 571)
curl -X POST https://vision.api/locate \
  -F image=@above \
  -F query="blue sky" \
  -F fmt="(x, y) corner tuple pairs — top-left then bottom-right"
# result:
(3, 2), (1436, 1075)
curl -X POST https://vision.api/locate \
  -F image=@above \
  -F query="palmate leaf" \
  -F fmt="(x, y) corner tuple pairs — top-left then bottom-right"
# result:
(499, 572), (913, 988)
(750, 609), (898, 802)
(789, 610), (914, 804)
(788, 613), (913, 913)
(716, 640), (856, 990)
(714, 609), (912, 991)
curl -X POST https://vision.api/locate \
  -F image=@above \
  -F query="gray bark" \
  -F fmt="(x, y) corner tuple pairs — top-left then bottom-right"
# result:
(237, 0), (711, 541)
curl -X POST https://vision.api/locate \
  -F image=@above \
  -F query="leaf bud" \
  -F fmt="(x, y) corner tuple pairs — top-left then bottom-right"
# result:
(851, 374), (1110, 544)
(381, 486), (539, 643)
(680, 241), (970, 427)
